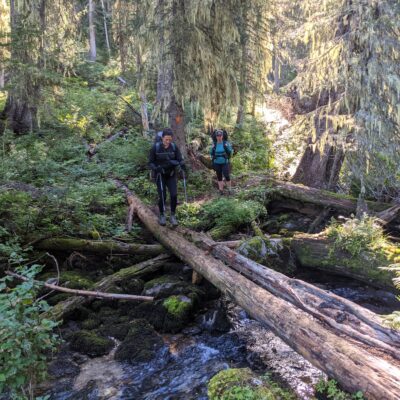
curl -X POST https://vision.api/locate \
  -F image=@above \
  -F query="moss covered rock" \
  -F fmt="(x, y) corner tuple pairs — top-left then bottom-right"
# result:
(81, 318), (101, 330)
(114, 319), (165, 363)
(69, 330), (114, 357)
(41, 271), (94, 290)
(208, 368), (295, 400)
(130, 294), (196, 333)
(98, 321), (132, 341)
(119, 278), (144, 294)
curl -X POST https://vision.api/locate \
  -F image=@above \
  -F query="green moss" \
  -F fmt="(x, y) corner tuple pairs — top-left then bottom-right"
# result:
(70, 330), (113, 357)
(208, 368), (295, 400)
(163, 295), (193, 317)
(114, 319), (164, 363)
(81, 318), (101, 330)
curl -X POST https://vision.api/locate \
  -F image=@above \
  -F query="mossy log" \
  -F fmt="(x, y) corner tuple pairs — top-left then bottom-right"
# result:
(288, 233), (396, 290)
(261, 178), (398, 223)
(179, 227), (400, 360)
(48, 254), (171, 320)
(115, 180), (400, 400)
(35, 237), (165, 256)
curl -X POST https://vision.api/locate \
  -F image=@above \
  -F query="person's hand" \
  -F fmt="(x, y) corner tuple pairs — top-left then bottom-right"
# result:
(155, 165), (163, 173)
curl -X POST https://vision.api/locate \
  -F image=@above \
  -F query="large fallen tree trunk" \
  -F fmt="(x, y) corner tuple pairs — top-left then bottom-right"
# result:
(178, 227), (400, 360)
(288, 233), (396, 290)
(48, 254), (171, 320)
(116, 181), (400, 399)
(262, 177), (389, 215)
(35, 237), (165, 257)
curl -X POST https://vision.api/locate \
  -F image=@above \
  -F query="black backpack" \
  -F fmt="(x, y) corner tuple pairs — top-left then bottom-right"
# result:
(211, 129), (228, 144)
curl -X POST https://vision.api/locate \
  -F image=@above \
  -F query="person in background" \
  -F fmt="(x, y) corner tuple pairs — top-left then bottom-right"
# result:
(149, 128), (186, 226)
(210, 129), (233, 195)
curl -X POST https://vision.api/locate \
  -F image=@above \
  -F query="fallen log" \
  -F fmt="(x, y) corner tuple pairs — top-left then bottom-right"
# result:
(116, 181), (400, 399)
(6, 270), (153, 302)
(48, 254), (171, 320)
(288, 233), (396, 290)
(178, 227), (400, 360)
(262, 178), (389, 216)
(35, 237), (165, 257)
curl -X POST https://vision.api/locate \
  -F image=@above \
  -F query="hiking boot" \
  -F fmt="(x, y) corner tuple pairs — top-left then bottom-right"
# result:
(170, 214), (179, 226)
(158, 214), (166, 226)
(218, 189), (224, 196)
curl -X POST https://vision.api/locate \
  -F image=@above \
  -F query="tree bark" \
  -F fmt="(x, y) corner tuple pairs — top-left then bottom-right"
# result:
(88, 0), (97, 62)
(100, 0), (111, 57)
(168, 96), (187, 159)
(178, 227), (400, 359)
(115, 181), (400, 399)
(47, 254), (171, 320)
(35, 238), (165, 257)
(292, 96), (346, 189)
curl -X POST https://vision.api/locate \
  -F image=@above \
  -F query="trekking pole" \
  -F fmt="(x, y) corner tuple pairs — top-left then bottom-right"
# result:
(157, 173), (166, 213)
(182, 170), (188, 203)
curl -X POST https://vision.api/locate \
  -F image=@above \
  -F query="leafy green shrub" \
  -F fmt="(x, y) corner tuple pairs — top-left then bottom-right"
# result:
(0, 265), (60, 400)
(315, 379), (364, 400)
(230, 117), (273, 173)
(199, 197), (266, 239)
(326, 215), (387, 256)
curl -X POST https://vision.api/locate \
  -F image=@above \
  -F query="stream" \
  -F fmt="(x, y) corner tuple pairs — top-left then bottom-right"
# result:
(40, 267), (400, 400)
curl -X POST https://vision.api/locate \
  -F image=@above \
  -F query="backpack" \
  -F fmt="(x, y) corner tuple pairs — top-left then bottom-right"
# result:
(211, 129), (228, 144)
(154, 131), (163, 143)
(211, 141), (231, 162)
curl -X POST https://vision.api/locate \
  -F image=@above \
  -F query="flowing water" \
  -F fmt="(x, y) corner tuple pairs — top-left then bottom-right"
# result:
(41, 271), (399, 400)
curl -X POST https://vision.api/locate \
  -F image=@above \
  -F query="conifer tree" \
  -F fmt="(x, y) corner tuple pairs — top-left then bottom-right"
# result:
(293, 0), (399, 200)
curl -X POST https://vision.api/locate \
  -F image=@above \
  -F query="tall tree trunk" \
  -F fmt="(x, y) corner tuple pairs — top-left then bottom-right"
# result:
(100, 0), (111, 57)
(0, 68), (4, 89)
(88, 0), (97, 61)
(1, 0), (40, 134)
(136, 49), (149, 132)
(168, 96), (187, 159)
(292, 115), (344, 189)
(272, 40), (280, 94)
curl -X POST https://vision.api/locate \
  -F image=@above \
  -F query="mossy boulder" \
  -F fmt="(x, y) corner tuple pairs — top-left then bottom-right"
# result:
(130, 294), (196, 333)
(143, 275), (188, 298)
(69, 330), (114, 357)
(41, 271), (94, 290)
(208, 368), (295, 400)
(98, 321), (132, 341)
(119, 278), (144, 295)
(114, 319), (165, 363)
(238, 236), (294, 274)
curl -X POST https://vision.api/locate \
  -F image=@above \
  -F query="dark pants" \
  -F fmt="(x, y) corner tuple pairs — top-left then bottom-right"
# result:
(214, 163), (230, 182)
(156, 172), (177, 214)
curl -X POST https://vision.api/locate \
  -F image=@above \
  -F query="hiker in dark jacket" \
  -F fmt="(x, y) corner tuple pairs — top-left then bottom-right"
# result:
(210, 129), (233, 194)
(149, 128), (186, 226)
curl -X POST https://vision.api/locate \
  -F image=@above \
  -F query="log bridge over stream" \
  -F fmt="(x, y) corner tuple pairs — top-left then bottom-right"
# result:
(111, 180), (400, 400)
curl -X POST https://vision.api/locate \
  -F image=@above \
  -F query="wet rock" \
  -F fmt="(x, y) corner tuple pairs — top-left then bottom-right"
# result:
(48, 354), (80, 379)
(70, 330), (114, 357)
(119, 278), (144, 294)
(263, 213), (312, 234)
(142, 275), (188, 298)
(208, 368), (295, 400)
(114, 319), (166, 363)
(200, 308), (231, 333)
(98, 321), (132, 341)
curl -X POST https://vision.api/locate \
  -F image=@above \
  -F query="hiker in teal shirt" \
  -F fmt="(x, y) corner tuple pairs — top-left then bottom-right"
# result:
(210, 129), (233, 194)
